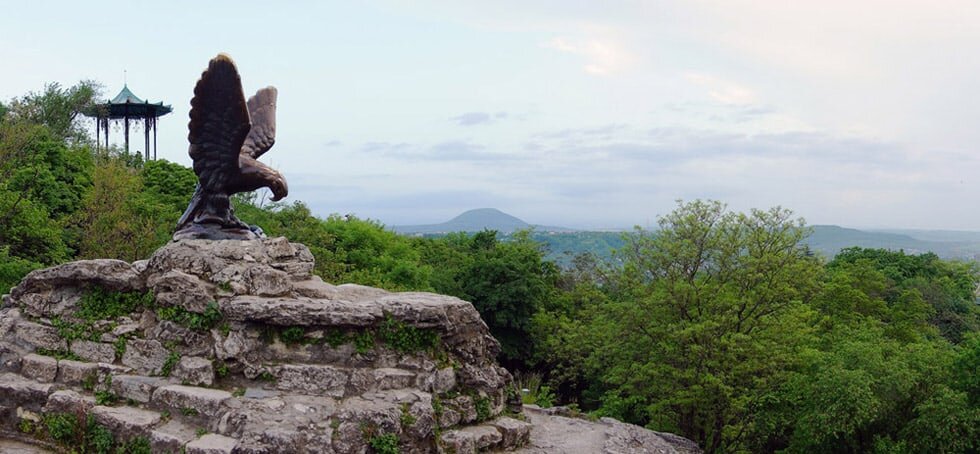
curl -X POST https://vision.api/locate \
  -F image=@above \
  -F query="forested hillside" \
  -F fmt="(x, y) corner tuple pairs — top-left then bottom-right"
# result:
(1, 83), (978, 453)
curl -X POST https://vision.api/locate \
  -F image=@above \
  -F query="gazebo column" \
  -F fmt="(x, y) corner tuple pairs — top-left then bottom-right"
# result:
(152, 117), (158, 160)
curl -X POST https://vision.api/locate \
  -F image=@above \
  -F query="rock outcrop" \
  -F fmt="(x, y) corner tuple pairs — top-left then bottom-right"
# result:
(0, 238), (700, 453)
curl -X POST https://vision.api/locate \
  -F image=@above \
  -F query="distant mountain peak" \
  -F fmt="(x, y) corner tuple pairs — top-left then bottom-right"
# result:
(392, 208), (575, 234)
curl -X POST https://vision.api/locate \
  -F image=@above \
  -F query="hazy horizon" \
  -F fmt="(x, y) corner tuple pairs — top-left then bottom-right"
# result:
(4, 1), (979, 230)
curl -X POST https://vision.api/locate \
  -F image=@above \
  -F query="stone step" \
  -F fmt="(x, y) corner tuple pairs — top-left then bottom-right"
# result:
(150, 419), (199, 453)
(438, 417), (532, 453)
(185, 433), (238, 454)
(151, 384), (234, 420)
(111, 374), (171, 404)
(19, 354), (133, 392)
(269, 364), (420, 398)
(90, 405), (162, 440)
(0, 372), (55, 417)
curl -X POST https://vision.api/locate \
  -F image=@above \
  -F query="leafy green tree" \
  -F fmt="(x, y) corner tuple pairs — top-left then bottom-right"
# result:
(0, 246), (41, 294)
(73, 158), (171, 261)
(828, 248), (979, 343)
(4, 81), (101, 143)
(544, 200), (822, 453)
(450, 230), (558, 367)
(140, 159), (197, 215)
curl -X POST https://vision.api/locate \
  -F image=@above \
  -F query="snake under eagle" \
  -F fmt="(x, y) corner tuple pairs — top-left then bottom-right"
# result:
(174, 54), (288, 240)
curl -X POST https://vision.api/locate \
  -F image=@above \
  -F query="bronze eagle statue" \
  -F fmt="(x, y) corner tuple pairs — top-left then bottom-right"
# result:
(174, 54), (288, 240)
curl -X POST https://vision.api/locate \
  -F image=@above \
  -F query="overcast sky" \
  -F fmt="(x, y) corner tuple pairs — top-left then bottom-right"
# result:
(3, 1), (979, 230)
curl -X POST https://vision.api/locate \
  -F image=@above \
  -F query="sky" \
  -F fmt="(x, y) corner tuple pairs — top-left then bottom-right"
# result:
(2, 0), (979, 230)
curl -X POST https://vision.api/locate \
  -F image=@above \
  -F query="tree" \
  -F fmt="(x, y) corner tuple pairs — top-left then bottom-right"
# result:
(452, 230), (558, 368)
(546, 200), (822, 453)
(828, 248), (979, 343)
(73, 158), (172, 261)
(4, 81), (101, 143)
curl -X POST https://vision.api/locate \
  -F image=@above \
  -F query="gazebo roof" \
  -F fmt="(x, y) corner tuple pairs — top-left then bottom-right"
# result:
(111, 85), (144, 104)
(84, 85), (173, 119)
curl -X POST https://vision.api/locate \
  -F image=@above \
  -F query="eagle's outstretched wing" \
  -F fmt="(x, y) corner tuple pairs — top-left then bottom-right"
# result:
(242, 87), (277, 159)
(187, 54), (250, 192)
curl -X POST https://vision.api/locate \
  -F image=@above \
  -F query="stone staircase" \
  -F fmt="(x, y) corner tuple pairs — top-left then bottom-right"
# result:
(0, 238), (531, 453)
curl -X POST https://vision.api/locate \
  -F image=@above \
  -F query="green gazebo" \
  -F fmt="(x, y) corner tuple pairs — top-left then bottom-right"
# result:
(85, 85), (172, 160)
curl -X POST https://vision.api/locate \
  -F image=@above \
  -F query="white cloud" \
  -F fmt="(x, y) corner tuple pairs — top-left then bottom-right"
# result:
(684, 72), (757, 106)
(543, 34), (636, 76)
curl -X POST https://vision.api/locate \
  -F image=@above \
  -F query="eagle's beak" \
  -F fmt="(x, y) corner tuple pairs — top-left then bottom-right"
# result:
(270, 177), (288, 202)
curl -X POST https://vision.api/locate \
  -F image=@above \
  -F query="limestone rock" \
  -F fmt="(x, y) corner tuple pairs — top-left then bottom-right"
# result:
(56, 359), (98, 386)
(221, 296), (382, 326)
(148, 269), (215, 313)
(70, 340), (116, 364)
(153, 385), (232, 418)
(121, 339), (170, 375)
(110, 375), (168, 403)
(185, 433), (238, 453)
(150, 419), (198, 453)
(273, 364), (348, 397)
(20, 354), (57, 382)
(12, 320), (65, 352)
(173, 356), (215, 386)
(489, 417), (532, 448)
(9, 259), (141, 319)
(44, 389), (95, 414)
(0, 373), (54, 411)
(91, 405), (161, 439)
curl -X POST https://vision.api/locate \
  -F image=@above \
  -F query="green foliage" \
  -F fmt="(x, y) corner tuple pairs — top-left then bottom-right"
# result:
(420, 229), (559, 368)
(258, 370), (276, 382)
(95, 390), (118, 406)
(139, 159), (197, 214)
(81, 373), (97, 391)
(77, 287), (154, 320)
(156, 301), (222, 331)
(4, 81), (101, 142)
(368, 433), (400, 454)
(400, 403), (417, 427)
(280, 326), (307, 345)
(120, 436), (151, 454)
(161, 351), (180, 377)
(475, 396), (492, 422)
(52, 317), (98, 342)
(378, 315), (439, 353)
(73, 157), (173, 261)
(35, 347), (81, 361)
(828, 247), (979, 343)
(215, 360), (230, 378)
(113, 337), (127, 361)
(86, 415), (114, 453)
(515, 372), (555, 407)
(181, 407), (199, 417)
(538, 201), (823, 452)
(18, 418), (36, 434)
(44, 412), (78, 445)
(323, 328), (349, 347)
(0, 246), (41, 295)
(42, 411), (149, 454)
(353, 330), (376, 354)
